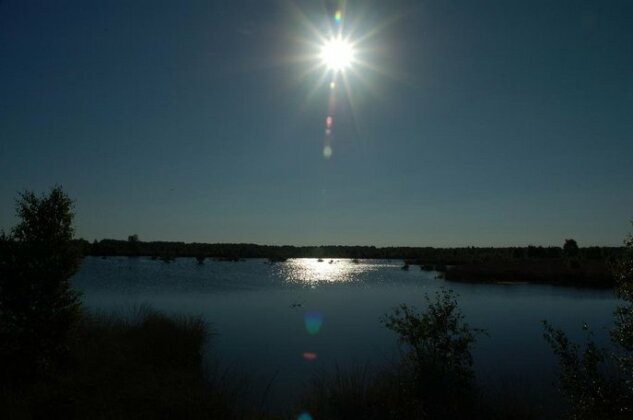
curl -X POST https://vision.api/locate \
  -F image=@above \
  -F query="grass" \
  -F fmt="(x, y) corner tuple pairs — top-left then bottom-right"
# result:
(297, 363), (423, 420)
(296, 362), (545, 420)
(0, 306), (260, 419)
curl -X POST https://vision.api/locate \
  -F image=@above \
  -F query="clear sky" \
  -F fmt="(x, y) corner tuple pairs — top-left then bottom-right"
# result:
(1, 0), (631, 247)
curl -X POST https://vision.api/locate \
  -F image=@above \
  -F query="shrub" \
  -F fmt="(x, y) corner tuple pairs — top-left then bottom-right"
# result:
(544, 226), (633, 419)
(542, 321), (623, 419)
(381, 287), (485, 419)
(302, 289), (486, 419)
(382, 289), (483, 390)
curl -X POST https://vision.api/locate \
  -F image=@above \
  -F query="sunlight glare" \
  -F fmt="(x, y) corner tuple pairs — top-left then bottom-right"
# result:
(320, 37), (355, 72)
(276, 258), (370, 285)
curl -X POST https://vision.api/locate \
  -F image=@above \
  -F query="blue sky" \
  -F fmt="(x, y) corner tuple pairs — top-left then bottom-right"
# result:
(1, 0), (631, 246)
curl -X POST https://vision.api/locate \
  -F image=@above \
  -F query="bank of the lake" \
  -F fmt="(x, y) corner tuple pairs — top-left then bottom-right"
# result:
(442, 258), (613, 288)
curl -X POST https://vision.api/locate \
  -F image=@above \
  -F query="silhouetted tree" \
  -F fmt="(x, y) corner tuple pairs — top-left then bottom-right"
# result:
(127, 234), (141, 257)
(0, 186), (82, 382)
(564, 238), (580, 257)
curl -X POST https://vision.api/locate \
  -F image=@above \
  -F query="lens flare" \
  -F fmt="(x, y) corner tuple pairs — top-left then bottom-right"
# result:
(334, 10), (342, 23)
(323, 145), (333, 159)
(302, 352), (318, 361)
(304, 311), (323, 335)
(297, 412), (313, 420)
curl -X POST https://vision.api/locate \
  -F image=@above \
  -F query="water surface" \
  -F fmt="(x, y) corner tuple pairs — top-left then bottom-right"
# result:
(72, 257), (618, 410)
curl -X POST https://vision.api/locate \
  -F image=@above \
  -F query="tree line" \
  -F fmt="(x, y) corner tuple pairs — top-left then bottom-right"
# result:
(81, 237), (622, 263)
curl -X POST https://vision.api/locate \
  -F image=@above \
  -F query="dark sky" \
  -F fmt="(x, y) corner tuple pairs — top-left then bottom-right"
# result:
(1, 0), (632, 246)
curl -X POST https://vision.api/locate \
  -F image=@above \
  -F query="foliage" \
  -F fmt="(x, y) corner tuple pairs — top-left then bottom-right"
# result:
(298, 362), (544, 420)
(127, 233), (140, 256)
(0, 306), (253, 419)
(611, 228), (633, 412)
(0, 186), (82, 381)
(613, 228), (633, 302)
(382, 289), (484, 392)
(544, 225), (633, 419)
(302, 290), (488, 419)
(542, 321), (623, 419)
(298, 364), (426, 420)
(564, 239), (580, 258)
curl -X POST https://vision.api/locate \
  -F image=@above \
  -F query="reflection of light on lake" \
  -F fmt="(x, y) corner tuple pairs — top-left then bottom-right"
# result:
(277, 258), (372, 285)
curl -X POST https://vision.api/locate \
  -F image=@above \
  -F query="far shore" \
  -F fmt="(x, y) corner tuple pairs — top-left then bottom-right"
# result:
(77, 239), (621, 289)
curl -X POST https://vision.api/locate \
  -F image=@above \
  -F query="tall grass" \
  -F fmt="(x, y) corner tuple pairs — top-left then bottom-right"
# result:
(297, 363), (546, 420)
(0, 306), (259, 419)
(297, 363), (424, 420)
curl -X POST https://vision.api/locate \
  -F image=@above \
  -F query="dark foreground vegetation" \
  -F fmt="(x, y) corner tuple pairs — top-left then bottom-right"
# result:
(2, 186), (631, 419)
(1, 307), (245, 418)
(0, 188), (252, 418)
(541, 231), (633, 419)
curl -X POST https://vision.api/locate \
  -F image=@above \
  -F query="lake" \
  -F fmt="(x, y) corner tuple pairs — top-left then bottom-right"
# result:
(72, 256), (619, 412)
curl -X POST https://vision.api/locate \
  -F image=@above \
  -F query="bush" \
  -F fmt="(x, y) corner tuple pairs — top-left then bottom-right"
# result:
(381, 288), (485, 418)
(544, 226), (633, 419)
(301, 290), (486, 419)
(382, 289), (484, 390)
(542, 321), (623, 419)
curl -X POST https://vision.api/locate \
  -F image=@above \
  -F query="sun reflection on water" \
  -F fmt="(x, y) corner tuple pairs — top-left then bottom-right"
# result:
(275, 258), (376, 285)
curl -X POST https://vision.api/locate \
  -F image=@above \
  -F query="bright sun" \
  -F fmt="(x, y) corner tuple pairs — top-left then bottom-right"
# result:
(320, 36), (355, 72)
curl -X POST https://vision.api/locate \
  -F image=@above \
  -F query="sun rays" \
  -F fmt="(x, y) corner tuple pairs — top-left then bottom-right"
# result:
(277, 2), (403, 160)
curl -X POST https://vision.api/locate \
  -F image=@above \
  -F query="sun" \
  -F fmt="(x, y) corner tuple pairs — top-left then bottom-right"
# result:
(319, 36), (355, 72)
